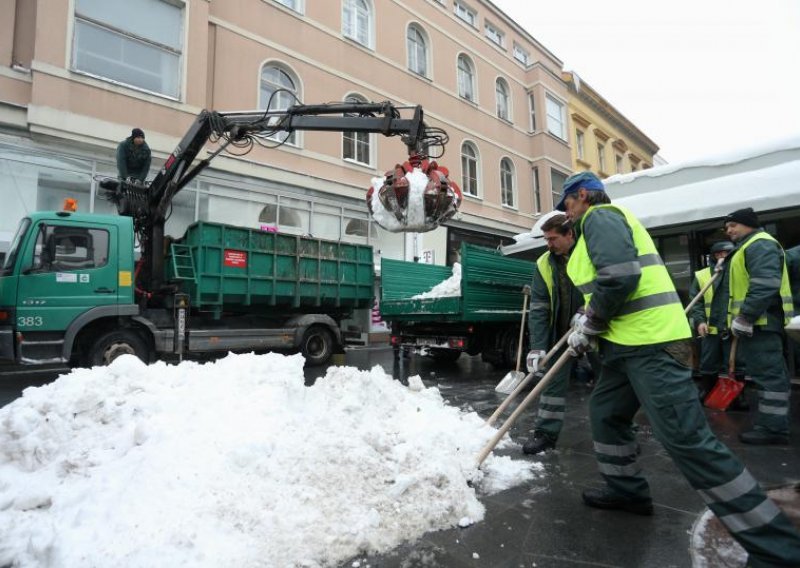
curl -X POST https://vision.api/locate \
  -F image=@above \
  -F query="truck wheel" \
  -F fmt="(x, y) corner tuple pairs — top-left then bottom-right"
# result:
(87, 330), (149, 367)
(300, 326), (335, 366)
(429, 348), (461, 363)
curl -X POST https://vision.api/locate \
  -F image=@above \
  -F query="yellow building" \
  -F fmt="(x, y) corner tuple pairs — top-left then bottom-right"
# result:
(561, 71), (658, 179)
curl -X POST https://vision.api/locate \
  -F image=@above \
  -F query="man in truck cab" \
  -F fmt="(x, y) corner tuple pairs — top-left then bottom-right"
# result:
(558, 172), (800, 566)
(522, 212), (585, 455)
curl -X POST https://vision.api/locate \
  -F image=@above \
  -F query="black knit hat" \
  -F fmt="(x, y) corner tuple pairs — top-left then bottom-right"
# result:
(724, 207), (759, 228)
(131, 128), (145, 139)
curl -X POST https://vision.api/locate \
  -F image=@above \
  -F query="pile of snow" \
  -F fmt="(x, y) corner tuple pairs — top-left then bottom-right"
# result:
(0, 353), (538, 567)
(690, 509), (746, 567)
(412, 263), (462, 299)
(369, 168), (431, 233)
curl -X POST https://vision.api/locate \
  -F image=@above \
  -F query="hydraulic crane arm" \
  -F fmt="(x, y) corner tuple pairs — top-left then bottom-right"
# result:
(100, 100), (460, 299)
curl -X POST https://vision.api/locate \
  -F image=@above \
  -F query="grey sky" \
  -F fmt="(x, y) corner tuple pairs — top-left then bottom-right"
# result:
(491, 0), (800, 164)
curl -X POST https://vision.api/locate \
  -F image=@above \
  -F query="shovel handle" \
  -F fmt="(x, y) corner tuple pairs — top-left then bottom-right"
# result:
(728, 336), (738, 378)
(685, 271), (720, 315)
(477, 348), (574, 467)
(514, 292), (530, 373)
(486, 328), (572, 427)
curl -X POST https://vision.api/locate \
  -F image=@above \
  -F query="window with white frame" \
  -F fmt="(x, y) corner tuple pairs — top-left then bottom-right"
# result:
(551, 169), (567, 210)
(407, 24), (428, 77)
(513, 43), (529, 65)
(259, 64), (300, 145)
(532, 166), (541, 213)
(485, 21), (504, 47)
(275, 0), (302, 12)
(545, 94), (566, 140)
(597, 142), (607, 172)
(342, 94), (372, 166)
(500, 157), (515, 207)
(616, 154), (624, 174)
(528, 93), (537, 131)
(460, 141), (479, 196)
(495, 78), (510, 121)
(72, 0), (183, 98)
(457, 54), (475, 101)
(576, 129), (585, 160)
(342, 0), (372, 48)
(454, 1), (476, 26)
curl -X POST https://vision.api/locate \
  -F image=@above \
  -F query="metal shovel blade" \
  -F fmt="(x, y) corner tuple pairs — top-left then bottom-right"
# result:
(495, 370), (526, 394)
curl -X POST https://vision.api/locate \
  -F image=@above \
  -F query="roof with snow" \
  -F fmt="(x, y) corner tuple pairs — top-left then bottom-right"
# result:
(501, 135), (800, 255)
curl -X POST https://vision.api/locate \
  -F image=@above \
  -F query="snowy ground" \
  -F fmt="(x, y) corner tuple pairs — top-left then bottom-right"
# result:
(0, 353), (540, 567)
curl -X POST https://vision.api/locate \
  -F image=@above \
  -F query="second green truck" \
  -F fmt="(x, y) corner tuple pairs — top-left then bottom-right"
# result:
(380, 243), (535, 367)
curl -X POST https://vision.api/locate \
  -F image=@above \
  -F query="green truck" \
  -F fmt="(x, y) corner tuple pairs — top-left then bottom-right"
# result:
(380, 243), (535, 366)
(0, 212), (373, 367)
(0, 101), (459, 369)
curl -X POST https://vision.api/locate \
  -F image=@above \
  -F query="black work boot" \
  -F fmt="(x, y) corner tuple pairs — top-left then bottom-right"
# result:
(522, 433), (557, 455)
(739, 429), (789, 445)
(582, 487), (654, 516)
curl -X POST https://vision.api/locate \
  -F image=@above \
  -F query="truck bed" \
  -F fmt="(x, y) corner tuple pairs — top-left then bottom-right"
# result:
(380, 243), (534, 322)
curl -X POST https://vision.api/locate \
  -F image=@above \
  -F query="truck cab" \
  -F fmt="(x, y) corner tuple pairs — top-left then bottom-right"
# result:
(0, 211), (138, 365)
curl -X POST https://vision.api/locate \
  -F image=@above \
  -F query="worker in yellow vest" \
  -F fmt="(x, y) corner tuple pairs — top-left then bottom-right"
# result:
(687, 240), (735, 399)
(724, 207), (795, 445)
(557, 172), (800, 566)
(522, 213), (585, 455)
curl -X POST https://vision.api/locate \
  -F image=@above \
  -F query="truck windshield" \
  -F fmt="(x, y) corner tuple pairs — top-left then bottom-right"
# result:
(0, 218), (31, 276)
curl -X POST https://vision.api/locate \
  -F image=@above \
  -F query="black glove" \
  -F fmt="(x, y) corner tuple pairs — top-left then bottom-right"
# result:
(731, 315), (753, 337)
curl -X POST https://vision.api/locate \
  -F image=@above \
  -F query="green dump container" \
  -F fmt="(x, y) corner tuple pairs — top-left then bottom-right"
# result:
(168, 221), (374, 314)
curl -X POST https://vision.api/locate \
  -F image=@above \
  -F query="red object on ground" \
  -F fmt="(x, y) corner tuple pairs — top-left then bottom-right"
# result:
(704, 376), (745, 411)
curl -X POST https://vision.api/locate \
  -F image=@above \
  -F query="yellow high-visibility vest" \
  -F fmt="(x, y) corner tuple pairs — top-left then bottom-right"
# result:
(536, 252), (554, 325)
(728, 232), (794, 326)
(694, 267), (718, 335)
(567, 204), (690, 345)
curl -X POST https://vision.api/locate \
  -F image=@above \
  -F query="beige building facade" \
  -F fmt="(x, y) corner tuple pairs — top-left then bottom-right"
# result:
(561, 71), (658, 181)
(0, 0), (583, 270)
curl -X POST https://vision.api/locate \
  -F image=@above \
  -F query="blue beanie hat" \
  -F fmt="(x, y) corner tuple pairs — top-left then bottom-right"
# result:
(555, 171), (605, 211)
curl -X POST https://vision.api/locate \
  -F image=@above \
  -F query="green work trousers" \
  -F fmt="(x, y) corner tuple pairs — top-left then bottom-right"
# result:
(737, 330), (791, 435)
(698, 333), (730, 375)
(589, 339), (800, 567)
(533, 344), (574, 439)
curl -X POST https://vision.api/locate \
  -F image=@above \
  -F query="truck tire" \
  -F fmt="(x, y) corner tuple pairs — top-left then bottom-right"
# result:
(87, 329), (149, 367)
(429, 348), (461, 363)
(300, 325), (335, 366)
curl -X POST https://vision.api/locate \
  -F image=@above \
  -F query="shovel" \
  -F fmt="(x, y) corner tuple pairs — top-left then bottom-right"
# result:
(486, 328), (571, 426)
(494, 285), (532, 394)
(477, 346), (574, 466)
(704, 335), (745, 411)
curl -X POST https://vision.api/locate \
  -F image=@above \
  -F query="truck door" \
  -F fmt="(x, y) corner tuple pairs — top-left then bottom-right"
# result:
(15, 220), (119, 333)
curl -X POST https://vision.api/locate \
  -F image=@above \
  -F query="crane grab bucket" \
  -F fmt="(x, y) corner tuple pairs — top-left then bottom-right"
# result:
(367, 156), (462, 233)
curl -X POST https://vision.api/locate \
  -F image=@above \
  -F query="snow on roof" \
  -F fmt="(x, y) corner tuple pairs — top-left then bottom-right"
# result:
(503, 135), (800, 254)
(0, 353), (539, 566)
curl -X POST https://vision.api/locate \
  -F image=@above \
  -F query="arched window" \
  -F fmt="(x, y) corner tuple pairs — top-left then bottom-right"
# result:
(500, 157), (515, 207)
(342, 0), (373, 48)
(460, 141), (479, 196)
(496, 78), (510, 121)
(457, 54), (475, 102)
(259, 64), (300, 145)
(407, 24), (428, 77)
(342, 94), (372, 166)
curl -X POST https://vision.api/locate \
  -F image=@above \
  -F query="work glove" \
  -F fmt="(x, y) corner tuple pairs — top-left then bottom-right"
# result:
(526, 349), (547, 373)
(730, 315), (754, 337)
(567, 312), (605, 356)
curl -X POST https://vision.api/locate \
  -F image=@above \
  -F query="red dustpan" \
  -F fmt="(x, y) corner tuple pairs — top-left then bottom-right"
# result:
(704, 336), (744, 411)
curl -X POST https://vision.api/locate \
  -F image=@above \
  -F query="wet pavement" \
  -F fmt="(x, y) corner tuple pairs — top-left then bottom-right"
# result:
(331, 346), (800, 568)
(2, 348), (798, 567)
